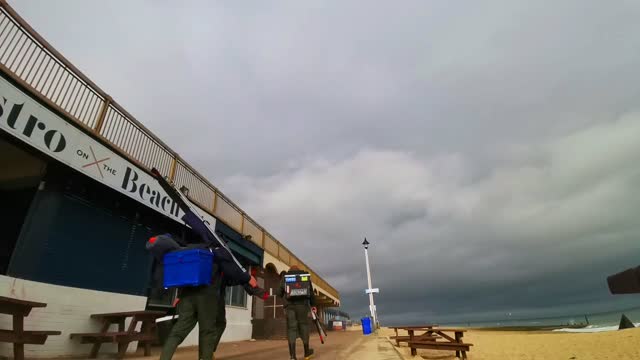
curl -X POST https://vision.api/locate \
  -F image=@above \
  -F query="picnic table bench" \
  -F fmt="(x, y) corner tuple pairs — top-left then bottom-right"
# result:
(393, 326), (473, 359)
(0, 296), (61, 360)
(70, 310), (165, 359)
(389, 325), (439, 346)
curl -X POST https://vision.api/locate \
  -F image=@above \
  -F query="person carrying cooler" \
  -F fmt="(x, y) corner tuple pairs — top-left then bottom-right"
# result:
(155, 209), (258, 360)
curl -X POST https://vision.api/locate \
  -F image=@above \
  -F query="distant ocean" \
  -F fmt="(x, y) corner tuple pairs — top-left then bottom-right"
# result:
(443, 306), (640, 332)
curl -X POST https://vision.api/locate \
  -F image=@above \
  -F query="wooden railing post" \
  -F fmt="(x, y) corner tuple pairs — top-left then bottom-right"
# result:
(240, 215), (245, 233)
(168, 157), (178, 182)
(93, 96), (112, 134)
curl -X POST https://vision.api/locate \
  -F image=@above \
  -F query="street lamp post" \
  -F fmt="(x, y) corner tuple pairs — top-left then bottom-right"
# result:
(362, 238), (378, 328)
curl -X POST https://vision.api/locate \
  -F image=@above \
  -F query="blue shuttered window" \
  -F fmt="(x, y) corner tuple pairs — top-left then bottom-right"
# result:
(8, 165), (157, 296)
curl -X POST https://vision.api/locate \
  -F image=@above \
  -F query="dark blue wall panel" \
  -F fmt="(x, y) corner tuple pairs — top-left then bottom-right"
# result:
(9, 188), (154, 296)
(7, 161), (160, 296)
(7, 161), (264, 297)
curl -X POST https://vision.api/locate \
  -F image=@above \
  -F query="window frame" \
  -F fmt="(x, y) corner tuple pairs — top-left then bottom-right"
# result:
(226, 284), (247, 308)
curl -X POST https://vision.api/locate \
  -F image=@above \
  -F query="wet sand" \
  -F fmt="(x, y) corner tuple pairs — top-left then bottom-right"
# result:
(382, 327), (640, 360)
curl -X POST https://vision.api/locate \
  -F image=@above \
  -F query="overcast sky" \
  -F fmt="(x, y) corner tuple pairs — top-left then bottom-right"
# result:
(12, 0), (640, 324)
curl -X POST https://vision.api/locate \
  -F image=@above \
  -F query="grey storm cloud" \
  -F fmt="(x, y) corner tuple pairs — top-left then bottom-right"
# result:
(12, 0), (640, 323)
(223, 116), (640, 323)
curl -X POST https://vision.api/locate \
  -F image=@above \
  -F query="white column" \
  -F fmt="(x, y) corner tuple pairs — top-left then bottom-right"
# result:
(364, 247), (377, 326)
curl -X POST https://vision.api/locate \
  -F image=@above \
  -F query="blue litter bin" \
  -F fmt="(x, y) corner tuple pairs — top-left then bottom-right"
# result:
(361, 317), (372, 335)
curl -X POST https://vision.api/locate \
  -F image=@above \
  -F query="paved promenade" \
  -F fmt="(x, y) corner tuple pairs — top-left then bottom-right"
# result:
(127, 331), (403, 360)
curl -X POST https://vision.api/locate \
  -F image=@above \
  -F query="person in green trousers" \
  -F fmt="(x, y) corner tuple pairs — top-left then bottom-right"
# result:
(209, 271), (268, 355)
(161, 283), (221, 360)
(159, 252), (257, 360)
(278, 265), (318, 360)
(157, 209), (258, 360)
(210, 291), (227, 355)
(148, 174), (264, 360)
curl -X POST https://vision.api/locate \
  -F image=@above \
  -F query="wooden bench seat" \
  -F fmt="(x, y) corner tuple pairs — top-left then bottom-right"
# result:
(70, 331), (157, 359)
(70, 310), (164, 359)
(70, 332), (155, 343)
(408, 340), (473, 359)
(391, 334), (439, 345)
(390, 335), (409, 340)
(70, 332), (128, 341)
(391, 335), (440, 339)
(0, 329), (62, 345)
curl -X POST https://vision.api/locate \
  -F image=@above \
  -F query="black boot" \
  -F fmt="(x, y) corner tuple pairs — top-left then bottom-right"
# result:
(289, 342), (297, 360)
(303, 343), (314, 359)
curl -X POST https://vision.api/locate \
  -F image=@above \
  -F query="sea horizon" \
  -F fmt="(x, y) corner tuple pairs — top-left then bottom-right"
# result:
(438, 304), (640, 329)
(382, 304), (640, 330)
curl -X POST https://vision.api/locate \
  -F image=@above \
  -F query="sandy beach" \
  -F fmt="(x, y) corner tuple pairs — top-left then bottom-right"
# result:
(382, 327), (640, 360)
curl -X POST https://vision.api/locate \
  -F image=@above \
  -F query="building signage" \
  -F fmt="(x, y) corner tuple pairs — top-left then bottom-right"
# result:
(0, 75), (216, 227)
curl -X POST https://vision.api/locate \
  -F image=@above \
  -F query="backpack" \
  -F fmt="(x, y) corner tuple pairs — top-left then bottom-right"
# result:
(284, 272), (312, 300)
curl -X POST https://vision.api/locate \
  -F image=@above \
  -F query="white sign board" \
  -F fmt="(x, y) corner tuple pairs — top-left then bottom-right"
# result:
(365, 288), (380, 294)
(0, 75), (215, 228)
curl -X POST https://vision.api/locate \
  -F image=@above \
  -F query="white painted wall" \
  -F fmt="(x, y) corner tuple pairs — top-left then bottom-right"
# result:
(0, 276), (253, 358)
(180, 297), (253, 346)
(0, 276), (146, 358)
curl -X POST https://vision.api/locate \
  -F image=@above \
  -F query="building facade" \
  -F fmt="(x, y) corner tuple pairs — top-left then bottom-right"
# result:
(0, 2), (339, 358)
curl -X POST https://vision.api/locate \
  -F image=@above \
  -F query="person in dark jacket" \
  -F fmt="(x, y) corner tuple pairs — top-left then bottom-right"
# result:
(278, 265), (317, 360)
(210, 266), (259, 354)
(159, 209), (257, 360)
(207, 246), (267, 356)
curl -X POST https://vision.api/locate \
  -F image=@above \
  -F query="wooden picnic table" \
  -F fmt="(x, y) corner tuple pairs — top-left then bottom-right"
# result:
(70, 310), (165, 359)
(407, 328), (471, 359)
(389, 325), (439, 346)
(0, 296), (61, 360)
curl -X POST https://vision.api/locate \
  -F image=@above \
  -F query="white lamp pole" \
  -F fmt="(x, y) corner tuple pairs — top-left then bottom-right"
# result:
(363, 238), (378, 327)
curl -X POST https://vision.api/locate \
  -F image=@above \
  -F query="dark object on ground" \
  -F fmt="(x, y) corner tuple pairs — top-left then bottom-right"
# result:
(607, 266), (640, 294)
(619, 314), (635, 330)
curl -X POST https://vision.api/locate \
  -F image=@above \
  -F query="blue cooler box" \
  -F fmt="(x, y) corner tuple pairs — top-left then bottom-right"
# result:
(163, 249), (214, 288)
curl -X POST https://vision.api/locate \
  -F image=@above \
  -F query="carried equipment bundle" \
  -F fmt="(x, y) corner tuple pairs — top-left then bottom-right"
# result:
(145, 168), (268, 299)
(311, 306), (327, 344)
